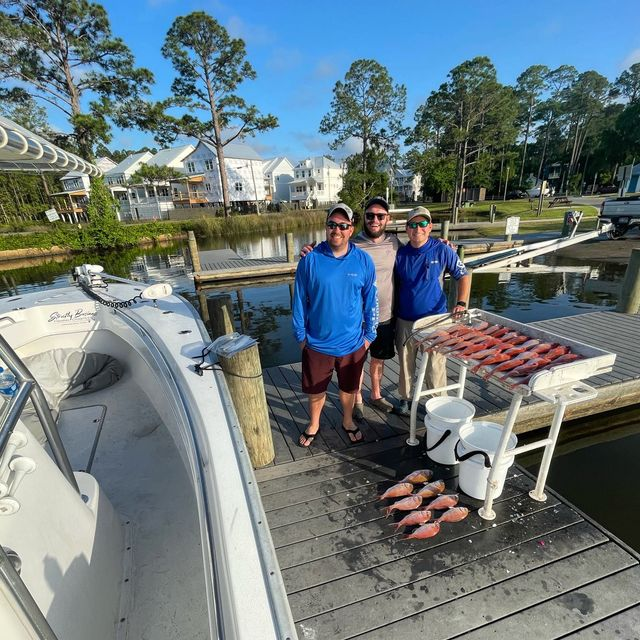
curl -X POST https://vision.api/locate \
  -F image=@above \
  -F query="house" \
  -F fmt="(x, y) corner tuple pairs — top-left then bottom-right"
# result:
(118, 145), (195, 220)
(51, 156), (117, 222)
(289, 157), (343, 207)
(394, 168), (422, 202)
(172, 141), (265, 210)
(262, 157), (294, 203)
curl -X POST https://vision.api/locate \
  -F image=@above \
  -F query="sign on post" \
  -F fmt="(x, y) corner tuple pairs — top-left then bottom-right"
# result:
(44, 208), (60, 222)
(505, 216), (520, 240)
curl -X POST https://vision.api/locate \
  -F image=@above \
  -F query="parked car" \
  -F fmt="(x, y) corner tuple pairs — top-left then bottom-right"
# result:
(526, 185), (553, 198)
(599, 195), (640, 238)
(596, 185), (618, 195)
(506, 189), (527, 199)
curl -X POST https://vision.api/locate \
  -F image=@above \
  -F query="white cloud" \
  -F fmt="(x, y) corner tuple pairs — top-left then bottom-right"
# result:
(297, 133), (331, 154)
(621, 48), (640, 70)
(226, 15), (274, 45)
(314, 58), (339, 79)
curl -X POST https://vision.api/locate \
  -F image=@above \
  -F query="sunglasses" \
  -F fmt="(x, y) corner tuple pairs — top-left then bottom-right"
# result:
(326, 221), (352, 230)
(407, 220), (430, 229)
(365, 212), (387, 221)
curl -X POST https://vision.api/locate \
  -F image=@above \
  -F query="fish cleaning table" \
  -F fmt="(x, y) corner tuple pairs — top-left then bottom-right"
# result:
(408, 309), (616, 520)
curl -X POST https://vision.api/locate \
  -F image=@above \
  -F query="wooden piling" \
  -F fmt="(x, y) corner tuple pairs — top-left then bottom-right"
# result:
(441, 220), (450, 241)
(187, 231), (201, 272)
(617, 248), (640, 314)
(219, 344), (275, 467)
(286, 233), (295, 263)
(207, 295), (235, 338)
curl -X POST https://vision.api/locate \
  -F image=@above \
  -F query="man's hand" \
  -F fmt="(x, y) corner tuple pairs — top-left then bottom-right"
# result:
(440, 238), (457, 250)
(364, 339), (371, 350)
(452, 304), (466, 320)
(299, 241), (316, 258)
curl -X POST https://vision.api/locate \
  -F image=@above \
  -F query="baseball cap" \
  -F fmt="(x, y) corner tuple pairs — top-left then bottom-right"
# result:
(327, 202), (354, 222)
(406, 206), (432, 223)
(364, 196), (389, 213)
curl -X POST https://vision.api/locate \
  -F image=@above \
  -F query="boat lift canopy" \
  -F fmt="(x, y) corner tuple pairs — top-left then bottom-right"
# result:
(0, 115), (101, 176)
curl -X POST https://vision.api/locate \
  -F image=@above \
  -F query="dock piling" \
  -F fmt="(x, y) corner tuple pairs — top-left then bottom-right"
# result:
(285, 233), (295, 263)
(187, 231), (201, 273)
(219, 344), (275, 468)
(207, 295), (235, 338)
(441, 220), (450, 241)
(617, 248), (640, 314)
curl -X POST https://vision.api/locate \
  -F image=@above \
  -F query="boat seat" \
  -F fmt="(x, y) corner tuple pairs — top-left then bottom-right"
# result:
(18, 349), (123, 443)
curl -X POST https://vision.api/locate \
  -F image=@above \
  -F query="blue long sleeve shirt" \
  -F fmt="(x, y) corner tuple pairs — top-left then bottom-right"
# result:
(292, 241), (378, 356)
(395, 238), (468, 321)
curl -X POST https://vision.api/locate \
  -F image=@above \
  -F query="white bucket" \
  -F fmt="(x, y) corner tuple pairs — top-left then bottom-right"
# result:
(456, 421), (518, 500)
(424, 397), (475, 465)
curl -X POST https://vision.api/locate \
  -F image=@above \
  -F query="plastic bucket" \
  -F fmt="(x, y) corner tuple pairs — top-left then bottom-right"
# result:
(455, 421), (518, 500)
(424, 397), (476, 465)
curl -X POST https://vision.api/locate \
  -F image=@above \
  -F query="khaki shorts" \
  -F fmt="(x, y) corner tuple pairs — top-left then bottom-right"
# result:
(302, 344), (368, 394)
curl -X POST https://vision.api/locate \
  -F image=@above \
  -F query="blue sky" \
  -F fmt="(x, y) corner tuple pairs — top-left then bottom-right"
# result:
(75, 0), (640, 162)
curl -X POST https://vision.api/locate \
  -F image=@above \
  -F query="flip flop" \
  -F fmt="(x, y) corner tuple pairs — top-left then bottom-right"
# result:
(342, 424), (364, 444)
(298, 429), (318, 448)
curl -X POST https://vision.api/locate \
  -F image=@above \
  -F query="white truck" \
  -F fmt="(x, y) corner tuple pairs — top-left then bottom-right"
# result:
(599, 195), (640, 238)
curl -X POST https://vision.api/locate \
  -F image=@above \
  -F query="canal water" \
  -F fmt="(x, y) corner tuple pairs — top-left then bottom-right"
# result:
(1, 228), (638, 552)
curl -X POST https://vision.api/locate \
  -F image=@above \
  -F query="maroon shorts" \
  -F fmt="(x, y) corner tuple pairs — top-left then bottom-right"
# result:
(302, 344), (368, 394)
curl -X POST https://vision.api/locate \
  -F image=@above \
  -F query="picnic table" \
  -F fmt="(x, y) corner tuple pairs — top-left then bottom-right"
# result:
(549, 196), (572, 207)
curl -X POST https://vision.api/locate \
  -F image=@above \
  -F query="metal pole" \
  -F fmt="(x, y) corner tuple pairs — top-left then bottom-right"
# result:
(478, 393), (523, 520)
(408, 350), (430, 446)
(502, 166), (509, 201)
(0, 546), (59, 640)
(0, 336), (79, 494)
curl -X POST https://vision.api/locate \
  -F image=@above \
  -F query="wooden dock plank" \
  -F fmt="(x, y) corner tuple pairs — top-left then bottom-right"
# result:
(296, 521), (607, 640)
(460, 564), (640, 640)
(286, 502), (579, 621)
(356, 543), (637, 640)
(565, 604), (640, 638)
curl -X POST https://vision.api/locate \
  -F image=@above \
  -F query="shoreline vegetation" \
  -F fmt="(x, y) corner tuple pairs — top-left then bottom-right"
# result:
(0, 201), (598, 263)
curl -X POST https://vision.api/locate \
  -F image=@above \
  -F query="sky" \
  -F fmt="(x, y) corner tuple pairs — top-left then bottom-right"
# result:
(51, 0), (640, 163)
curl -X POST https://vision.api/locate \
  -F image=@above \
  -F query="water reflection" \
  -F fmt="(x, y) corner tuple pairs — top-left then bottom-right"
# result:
(0, 230), (626, 369)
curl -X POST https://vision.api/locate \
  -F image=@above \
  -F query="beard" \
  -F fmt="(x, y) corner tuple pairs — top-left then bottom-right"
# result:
(365, 225), (386, 239)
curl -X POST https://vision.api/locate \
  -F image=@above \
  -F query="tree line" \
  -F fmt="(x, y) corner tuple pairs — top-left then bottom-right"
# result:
(1, 0), (639, 224)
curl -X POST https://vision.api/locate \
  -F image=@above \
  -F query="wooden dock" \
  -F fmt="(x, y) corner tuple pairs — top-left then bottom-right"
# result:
(256, 310), (640, 638)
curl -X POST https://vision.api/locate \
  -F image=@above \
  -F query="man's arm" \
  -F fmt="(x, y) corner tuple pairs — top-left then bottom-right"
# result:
(292, 259), (310, 347)
(299, 240), (316, 258)
(453, 273), (471, 316)
(362, 258), (379, 346)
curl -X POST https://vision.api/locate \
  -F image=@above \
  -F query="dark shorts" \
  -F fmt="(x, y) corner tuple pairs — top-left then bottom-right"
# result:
(369, 320), (396, 360)
(302, 344), (368, 394)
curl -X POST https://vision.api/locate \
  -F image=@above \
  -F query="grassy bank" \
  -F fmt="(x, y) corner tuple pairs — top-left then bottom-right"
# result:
(0, 210), (327, 253)
(422, 200), (600, 221)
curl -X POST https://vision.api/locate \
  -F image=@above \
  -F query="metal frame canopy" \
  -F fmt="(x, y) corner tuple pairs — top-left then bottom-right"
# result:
(0, 115), (101, 176)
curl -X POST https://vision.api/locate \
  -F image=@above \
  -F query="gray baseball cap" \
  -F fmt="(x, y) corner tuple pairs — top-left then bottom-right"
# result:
(406, 206), (432, 223)
(364, 196), (389, 212)
(327, 202), (354, 221)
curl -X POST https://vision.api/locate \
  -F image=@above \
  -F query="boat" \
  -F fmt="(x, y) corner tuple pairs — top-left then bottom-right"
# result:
(0, 265), (295, 639)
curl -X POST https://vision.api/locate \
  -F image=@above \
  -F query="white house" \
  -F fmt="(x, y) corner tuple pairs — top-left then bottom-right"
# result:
(262, 157), (294, 203)
(118, 145), (195, 220)
(289, 156), (343, 207)
(394, 168), (422, 202)
(104, 151), (153, 189)
(51, 156), (117, 221)
(175, 141), (265, 210)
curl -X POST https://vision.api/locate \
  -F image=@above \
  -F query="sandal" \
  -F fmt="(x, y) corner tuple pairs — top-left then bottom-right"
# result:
(342, 424), (364, 444)
(298, 429), (318, 448)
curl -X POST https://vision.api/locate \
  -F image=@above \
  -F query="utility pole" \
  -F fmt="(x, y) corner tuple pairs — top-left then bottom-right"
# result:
(503, 166), (510, 201)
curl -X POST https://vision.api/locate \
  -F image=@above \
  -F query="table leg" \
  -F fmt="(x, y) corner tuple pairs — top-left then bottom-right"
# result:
(407, 349), (429, 446)
(478, 393), (523, 520)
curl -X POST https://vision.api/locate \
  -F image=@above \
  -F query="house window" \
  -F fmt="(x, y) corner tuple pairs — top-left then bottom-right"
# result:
(317, 169), (321, 175)
(295, 172), (299, 178)
(186, 161), (196, 173)
(204, 159), (214, 171)
(205, 183), (212, 192)
(235, 182), (243, 192)
(296, 186), (305, 193)
(318, 183), (324, 191)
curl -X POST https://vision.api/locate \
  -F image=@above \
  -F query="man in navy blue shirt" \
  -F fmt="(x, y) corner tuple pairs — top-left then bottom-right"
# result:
(394, 207), (471, 415)
(292, 203), (378, 447)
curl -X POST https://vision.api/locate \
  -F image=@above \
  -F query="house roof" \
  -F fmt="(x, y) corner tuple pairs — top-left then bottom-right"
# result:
(104, 151), (153, 176)
(198, 140), (262, 161)
(147, 145), (195, 169)
(294, 156), (340, 170)
(263, 156), (294, 175)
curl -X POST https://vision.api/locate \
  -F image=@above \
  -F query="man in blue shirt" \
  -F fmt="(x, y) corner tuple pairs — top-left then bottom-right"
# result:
(395, 206), (471, 415)
(292, 203), (378, 447)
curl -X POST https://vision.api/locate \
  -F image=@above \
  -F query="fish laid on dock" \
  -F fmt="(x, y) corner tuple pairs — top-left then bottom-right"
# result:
(424, 493), (459, 511)
(400, 469), (433, 484)
(436, 507), (469, 523)
(403, 521), (441, 540)
(392, 509), (433, 531)
(384, 495), (423, 517)
(416, 480), (446, 498)
(378, 482), (414, 500)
